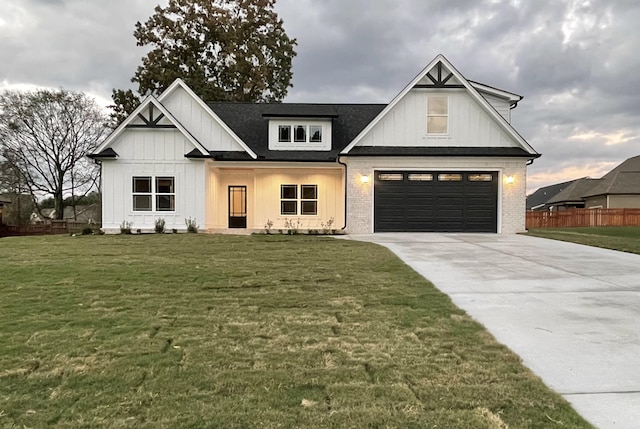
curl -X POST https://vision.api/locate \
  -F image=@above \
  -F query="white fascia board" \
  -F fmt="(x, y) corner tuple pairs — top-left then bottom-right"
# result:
(94, 96), (209, 156)
(94, 95), (155, 154)
(158, 78), (257, 159)
(341, 55), (446, 154)
(342, 54), (539, 156)
(469, 80), (523, 103)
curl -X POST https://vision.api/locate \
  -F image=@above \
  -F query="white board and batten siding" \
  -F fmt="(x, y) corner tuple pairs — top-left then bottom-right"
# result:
(160, 85), (245, 152)
(479, 92), (512, 122)
(101, 129), (207, 233)
(355, 89), (518, 148)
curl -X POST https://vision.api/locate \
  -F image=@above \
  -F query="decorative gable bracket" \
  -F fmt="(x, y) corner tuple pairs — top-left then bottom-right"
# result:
(127, 104), (176, 129)
(414, 62), (464, 89)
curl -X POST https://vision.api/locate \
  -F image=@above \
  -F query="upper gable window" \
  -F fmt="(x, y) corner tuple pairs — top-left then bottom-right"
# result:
(269, 120), (331, 151)
(427, 96), (449, 135)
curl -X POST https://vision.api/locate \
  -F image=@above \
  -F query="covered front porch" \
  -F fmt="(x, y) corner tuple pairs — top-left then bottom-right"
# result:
(205, 163), (345, 233)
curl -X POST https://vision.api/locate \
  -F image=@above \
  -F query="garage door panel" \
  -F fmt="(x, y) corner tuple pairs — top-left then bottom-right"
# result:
(374, 170), (497, 232)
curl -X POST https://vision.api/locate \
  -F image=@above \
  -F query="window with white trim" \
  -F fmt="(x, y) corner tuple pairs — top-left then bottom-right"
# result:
(427, 96), (448, 134)
(280, 184), (297, 215)
(294, 125), (307, 142)
(132, 176), (175, 212)
(269, 120), (331, 151)
(278, 125), (291, 142)
(300, 185), (318, 215)
(280, 184), (318, 215)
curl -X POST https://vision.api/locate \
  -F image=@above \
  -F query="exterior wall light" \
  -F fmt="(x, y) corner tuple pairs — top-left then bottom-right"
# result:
(360, 175), (370, 184)
(505, 175), (515, 184)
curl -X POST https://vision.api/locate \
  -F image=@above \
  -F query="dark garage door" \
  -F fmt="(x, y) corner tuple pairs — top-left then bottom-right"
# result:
(374, 171), (498, 232)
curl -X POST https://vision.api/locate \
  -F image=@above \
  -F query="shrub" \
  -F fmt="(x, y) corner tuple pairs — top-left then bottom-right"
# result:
(120, 221), (132, 234)
(264, 219), (274, 234)
(185, 217), (199, 233)
(321, 217), (335, 235)
(154, 218), (166, 234)
(81, 227), (93, 235)
(283, 218), (301, 235)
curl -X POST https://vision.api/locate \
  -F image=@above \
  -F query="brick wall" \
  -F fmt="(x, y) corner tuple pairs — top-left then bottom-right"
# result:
(342, 156), (528, 234)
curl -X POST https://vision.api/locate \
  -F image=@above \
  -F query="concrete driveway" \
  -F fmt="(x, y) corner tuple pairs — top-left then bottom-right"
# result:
(348, 233), (640, 429)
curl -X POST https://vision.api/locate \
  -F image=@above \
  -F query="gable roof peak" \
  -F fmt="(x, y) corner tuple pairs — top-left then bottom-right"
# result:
(158, 78), (257, 159)
(341, 54), (538, 157)
(581, 154), (640, 197)
(92, 94), (209, 157)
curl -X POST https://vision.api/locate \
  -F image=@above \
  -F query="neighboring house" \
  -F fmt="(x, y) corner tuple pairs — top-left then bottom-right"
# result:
(90, 55), (540, 234)
(526, 180), (577, 211)
(31, 204), (101, 224)
(582, 155), (640, 209)
(528, 155), (640, 211)
(545, 178), (599, 211)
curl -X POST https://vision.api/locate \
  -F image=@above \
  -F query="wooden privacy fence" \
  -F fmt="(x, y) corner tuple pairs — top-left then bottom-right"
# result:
(526, 208), (640, 228)
(0, 220), (99, 237)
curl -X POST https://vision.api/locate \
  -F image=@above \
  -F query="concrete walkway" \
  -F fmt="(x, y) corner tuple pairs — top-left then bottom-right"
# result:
(348, 233), (640, 429)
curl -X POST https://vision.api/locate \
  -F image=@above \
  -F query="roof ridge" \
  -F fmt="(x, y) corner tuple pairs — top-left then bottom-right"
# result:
(205, 101), (387, 106)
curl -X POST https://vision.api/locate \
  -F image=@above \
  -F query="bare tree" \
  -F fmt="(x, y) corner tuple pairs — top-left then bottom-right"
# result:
(0, 90), (108, 219)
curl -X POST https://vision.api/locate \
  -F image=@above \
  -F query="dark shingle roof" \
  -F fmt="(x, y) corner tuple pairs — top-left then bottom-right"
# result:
(582, 155), (640, 197)
(207, 103), (386, 161)
(526, 179), (577, 210)
(546, 178), (598, 205)
(88, 147), (118, 159)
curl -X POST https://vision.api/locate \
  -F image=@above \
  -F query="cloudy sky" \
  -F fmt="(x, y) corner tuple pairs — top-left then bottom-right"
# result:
(2, 0), (639, 193)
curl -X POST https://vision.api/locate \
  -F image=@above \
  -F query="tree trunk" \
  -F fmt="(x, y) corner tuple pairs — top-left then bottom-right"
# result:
(54, 191), (64, 220)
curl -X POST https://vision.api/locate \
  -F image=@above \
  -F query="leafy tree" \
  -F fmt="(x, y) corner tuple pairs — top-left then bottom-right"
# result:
(0, 90), (108, 220)
(110, 0), (297, 123)
(109, 89), (141, 126)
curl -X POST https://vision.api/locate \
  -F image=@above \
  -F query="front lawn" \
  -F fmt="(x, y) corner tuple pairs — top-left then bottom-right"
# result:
(0, 234), (593, 428)
(527, 226), (640, 254)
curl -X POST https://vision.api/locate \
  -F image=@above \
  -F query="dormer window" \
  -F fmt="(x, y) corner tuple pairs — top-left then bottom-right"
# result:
(310, 125), (322, 142)
(279, 125), (291, 142)
(294, 125), (307, 142)
(269, 120), (331, 151)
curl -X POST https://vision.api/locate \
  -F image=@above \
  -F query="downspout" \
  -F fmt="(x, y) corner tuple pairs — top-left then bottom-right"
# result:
(337, 156), (348, 231)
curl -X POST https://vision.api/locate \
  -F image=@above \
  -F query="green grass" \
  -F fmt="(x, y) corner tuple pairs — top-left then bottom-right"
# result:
(0, 234), (593, 429)
(527, 226), (640, 254)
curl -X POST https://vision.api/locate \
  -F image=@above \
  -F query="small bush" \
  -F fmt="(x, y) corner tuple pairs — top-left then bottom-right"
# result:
(154, 218), (166, 234)
(185, 217), (199, 233)
(321, 217), (335, 235)
(264, 219), (274, 234)
(283, 218), (301, 235)
(81, 227), (93, 235)
(120, 221), (132, 234)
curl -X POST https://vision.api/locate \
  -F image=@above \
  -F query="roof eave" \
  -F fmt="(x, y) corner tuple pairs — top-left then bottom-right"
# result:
(341, 152), (540, 158)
